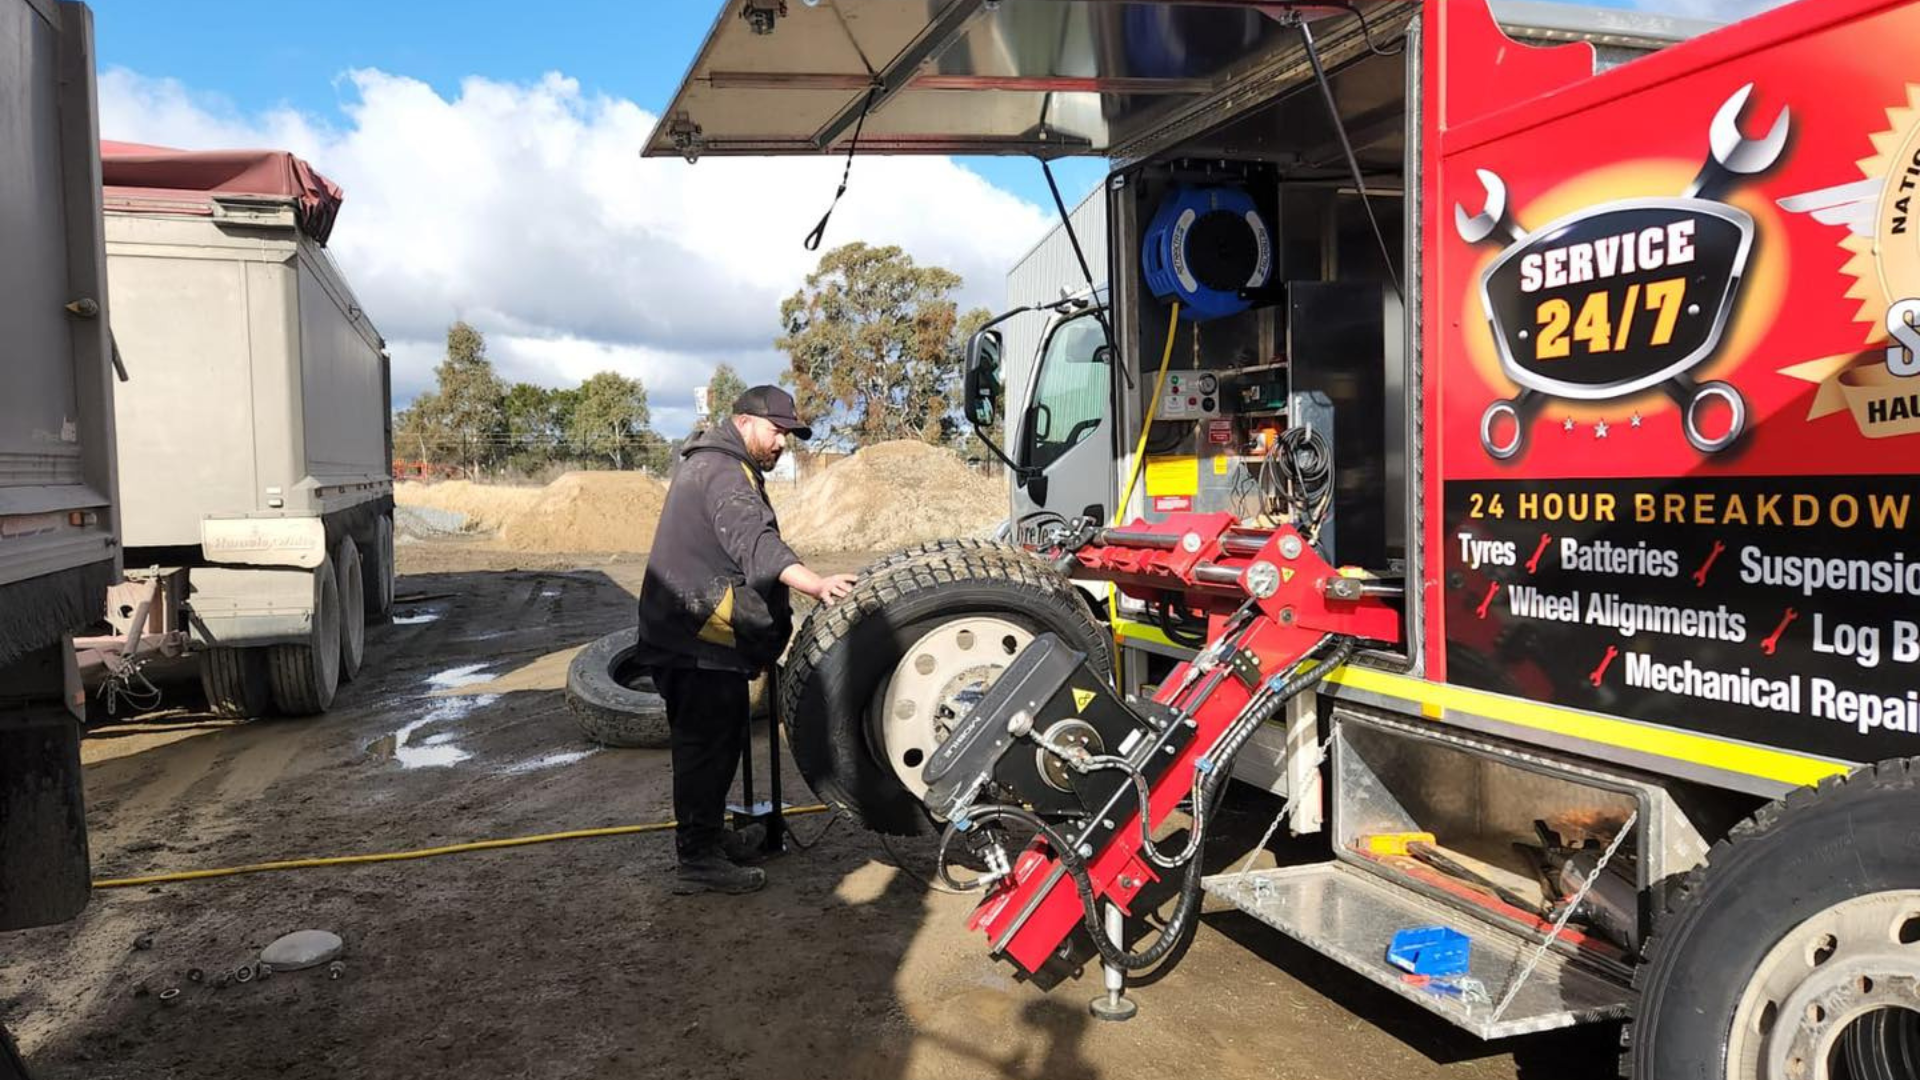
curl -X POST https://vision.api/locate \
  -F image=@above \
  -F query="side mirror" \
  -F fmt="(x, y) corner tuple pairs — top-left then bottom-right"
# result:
(963, 328), (1004, 427)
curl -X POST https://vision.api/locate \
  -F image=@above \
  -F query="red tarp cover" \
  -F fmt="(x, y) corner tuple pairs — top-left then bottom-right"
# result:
(100, 140), (344, 245)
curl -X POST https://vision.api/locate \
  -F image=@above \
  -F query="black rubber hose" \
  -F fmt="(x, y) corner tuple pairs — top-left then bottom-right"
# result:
(951, 636), (1357, 975)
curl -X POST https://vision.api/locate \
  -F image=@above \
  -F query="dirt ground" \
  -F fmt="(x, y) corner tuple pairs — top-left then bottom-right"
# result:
(1, 541), (1622, 1080)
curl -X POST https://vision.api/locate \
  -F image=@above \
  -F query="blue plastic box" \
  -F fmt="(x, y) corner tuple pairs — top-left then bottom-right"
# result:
(1387, 926), (1472, 977)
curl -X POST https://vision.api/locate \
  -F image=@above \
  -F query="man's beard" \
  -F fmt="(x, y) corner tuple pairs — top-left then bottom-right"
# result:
(755, 447), (782, 470)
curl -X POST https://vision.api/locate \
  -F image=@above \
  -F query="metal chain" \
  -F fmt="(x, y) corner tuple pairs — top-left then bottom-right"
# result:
(1231, 735), (1332, 880)
(1489, 810), (1639, 1025)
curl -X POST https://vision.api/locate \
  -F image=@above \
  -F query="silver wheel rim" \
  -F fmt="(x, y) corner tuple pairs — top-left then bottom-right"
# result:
(1726, 889), (1920, 1080)
(875, 616), (1032, 799)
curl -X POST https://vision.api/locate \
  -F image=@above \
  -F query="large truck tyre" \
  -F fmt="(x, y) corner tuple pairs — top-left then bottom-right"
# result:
(1626, 759), (1920, 1080)
(199, 646), (272, 719)
(333, 537), (366, 682)
(779, 543), (1111, 835)
(362, 512), (395, 622)
(565, 628), (670, 749)
(268, 557), (342, 716)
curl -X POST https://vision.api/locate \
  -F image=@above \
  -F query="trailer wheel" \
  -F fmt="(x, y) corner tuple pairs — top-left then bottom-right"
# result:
(1625, 758), (1920, 1080)
(268, 557), (341, 716)
(362, 512), (395, 622)
(780, 543), (1110, 835)
(565, 627), (670, 749)
(333, 537), (365, 682)
(200, 647), (272, 719)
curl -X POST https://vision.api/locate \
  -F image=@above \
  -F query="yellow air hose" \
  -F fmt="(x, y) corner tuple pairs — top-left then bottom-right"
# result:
(91, 804), (833, 889)
(1105, 301), (1183, 682)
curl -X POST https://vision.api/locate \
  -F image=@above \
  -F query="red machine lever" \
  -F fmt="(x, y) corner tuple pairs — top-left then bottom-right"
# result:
(967, 515), (1402, 973)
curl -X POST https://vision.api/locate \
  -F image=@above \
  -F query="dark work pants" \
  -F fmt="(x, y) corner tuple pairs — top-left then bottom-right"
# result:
(651, 665), (750, 860)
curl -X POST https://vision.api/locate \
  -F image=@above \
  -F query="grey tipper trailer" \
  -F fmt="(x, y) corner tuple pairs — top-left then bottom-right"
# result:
(1, 4), (115, 1071)
(80, 146), (396, 720)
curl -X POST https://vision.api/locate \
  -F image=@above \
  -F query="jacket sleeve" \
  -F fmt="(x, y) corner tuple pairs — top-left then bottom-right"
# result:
(706, 464), (801, 592)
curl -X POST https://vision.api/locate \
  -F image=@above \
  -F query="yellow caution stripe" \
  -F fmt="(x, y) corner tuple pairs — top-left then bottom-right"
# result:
(1324, 665), (1849, 790)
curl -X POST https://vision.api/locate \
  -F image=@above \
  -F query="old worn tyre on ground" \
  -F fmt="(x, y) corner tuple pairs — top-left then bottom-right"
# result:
(362, 512), (395, 622)
(1626, 758), (1920, 1079)
(199, 646), (272, 719)
(780, 543), (1110, 836)
(566, 629), (773, 750)
(268, 557), (341, 716)
(333, 537), (366, 682)
(566, 627), (670, 749)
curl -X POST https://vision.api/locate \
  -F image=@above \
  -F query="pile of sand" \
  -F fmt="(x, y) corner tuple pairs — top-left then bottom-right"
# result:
(779, 440), (1005, 553)
(397, 472), (666, 553)
(496, 471), (667, 553)
(394, 480), (543, 533)
(395, 445), (1003, 556)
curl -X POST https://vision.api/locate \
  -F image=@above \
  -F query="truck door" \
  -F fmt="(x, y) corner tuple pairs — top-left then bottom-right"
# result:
(1011, 309), (1114, 534)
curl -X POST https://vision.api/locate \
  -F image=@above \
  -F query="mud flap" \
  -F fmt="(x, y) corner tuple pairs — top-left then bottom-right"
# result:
(0, 643), (92, 932)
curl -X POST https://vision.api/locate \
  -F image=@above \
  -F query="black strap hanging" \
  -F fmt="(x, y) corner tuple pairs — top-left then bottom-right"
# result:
(804, 86), (880, 251)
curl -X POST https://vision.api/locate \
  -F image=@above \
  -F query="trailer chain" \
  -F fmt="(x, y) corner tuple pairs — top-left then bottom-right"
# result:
(1230, 735), (1332, 881)
(1489, 809), (1638, 1026)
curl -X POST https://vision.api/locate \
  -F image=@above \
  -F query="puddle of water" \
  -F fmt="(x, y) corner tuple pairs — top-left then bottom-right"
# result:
(540, 589), (560, 599)
(499, 748), (597, 775)
(427, 663), (494, 690)
(365, 692), (498, 769)
(392, 611), (440, 625)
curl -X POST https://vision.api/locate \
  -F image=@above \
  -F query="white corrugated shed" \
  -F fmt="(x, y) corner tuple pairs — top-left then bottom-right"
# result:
(1003, 183), (1107, 430)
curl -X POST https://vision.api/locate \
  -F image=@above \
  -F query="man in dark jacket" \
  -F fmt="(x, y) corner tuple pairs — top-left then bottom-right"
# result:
(635, 385), (856, 894)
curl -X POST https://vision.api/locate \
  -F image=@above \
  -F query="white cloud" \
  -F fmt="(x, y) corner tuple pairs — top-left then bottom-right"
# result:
(98, 68), (1053, 435)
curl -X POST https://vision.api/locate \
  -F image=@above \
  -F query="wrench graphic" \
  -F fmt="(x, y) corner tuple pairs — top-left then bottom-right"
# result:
(1526, 534), (1552, 575)
(1686, 83), (1791, 201)
(1475, 581), (1501, 620)
(1761, 608), (1799, 656)
(1454, 169), (1527, 246)
(1589, 646), (1620, 687)
(1692, 540), (1726, 588)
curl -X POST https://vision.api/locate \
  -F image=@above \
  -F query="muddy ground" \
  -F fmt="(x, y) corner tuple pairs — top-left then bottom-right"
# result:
(1, 542), (1621, 1080)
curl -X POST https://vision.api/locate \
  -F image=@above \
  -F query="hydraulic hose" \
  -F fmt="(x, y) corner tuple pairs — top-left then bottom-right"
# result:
(950, 635), (1357, 975)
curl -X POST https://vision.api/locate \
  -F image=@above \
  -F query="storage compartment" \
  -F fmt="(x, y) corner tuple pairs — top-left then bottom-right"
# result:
(1333, 709), (1646, 961)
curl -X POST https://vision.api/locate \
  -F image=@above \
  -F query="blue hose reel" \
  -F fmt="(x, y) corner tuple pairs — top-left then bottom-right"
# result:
(1141, 184), (1272, 322)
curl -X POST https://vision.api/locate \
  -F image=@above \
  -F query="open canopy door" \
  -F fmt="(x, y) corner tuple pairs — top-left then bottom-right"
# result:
(642, 1), (1408, 162)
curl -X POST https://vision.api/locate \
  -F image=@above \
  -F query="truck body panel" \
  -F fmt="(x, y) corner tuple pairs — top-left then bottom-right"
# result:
(0, 0), (111, 934)
(0, 0), (117, 645)
(1429, 0), (1920, 779)
(104, 205), (390, 555)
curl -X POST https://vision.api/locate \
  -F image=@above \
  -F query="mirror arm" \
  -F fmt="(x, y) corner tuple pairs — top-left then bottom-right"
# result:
(972, 416), (1037, 483)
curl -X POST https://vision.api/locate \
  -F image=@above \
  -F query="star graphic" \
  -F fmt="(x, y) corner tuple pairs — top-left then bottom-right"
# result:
(1563, 417), (1576, 433)
(1595, 419), (1611, 439)
(1630, 412), (1643, 429)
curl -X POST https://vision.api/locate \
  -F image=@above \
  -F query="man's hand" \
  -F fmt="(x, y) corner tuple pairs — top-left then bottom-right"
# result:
(780, 564), (860, 604)
(813, 573), (859, 604)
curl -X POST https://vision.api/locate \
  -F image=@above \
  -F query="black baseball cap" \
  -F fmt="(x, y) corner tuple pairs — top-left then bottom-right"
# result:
(733, 385), (813, 441)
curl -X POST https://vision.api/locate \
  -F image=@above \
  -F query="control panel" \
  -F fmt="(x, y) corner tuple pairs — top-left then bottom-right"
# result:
(1158, 370), (1220, 421)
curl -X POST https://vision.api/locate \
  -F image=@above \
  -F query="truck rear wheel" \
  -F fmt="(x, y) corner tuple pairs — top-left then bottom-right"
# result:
(333, 537), (365, 682)
(363, 512), (394, 622)
(779, 543), (1110, 835)
(268, 557), (341, 716)
(200, 646), (271, 719)
(1626, 758), (1920, 1079)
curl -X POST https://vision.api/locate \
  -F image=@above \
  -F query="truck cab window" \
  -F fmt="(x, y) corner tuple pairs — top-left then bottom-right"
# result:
(1021, 313), (1109, 473)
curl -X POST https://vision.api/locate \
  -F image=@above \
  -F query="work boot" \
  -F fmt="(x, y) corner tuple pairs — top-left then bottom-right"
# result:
(721, 823), (769, 865)
(673, 853), (766, 895)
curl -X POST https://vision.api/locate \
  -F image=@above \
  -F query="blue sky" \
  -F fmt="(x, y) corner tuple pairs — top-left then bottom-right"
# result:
(87, 0), (1789, 432)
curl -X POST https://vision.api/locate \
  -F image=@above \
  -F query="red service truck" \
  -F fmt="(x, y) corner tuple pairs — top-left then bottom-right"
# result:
(651, 2), (1920, 1076)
